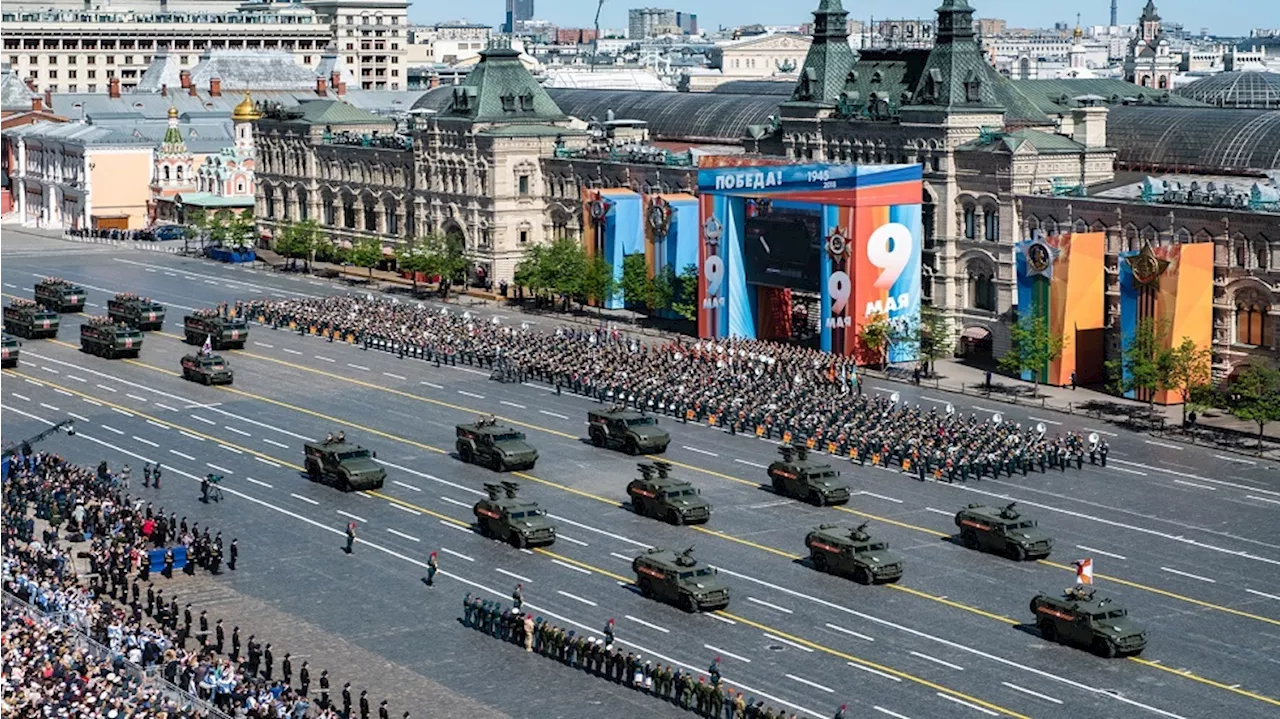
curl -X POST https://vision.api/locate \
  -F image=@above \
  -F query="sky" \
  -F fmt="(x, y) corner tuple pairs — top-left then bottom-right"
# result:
(409, 0), (1272, 38)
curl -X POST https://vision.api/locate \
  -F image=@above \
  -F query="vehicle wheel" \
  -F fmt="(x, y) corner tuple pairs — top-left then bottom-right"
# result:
(961, 530), (980, 550)
(812, 553), (829, 574)
(771, 477), (786, 494)
(809, 490), (825, 507)
(201, 374), (211, 386)
(306, 461), (321, 482)
(1006, 544), (1027, 562)
(510, 530), (527, 549)
(495, 458), (507, 473)
(667, 509), (684, 526)
(1038, 620), (1058, 643)
(681, 594), (699, 613)
(853, 566), (873, 585)
(590, 431), (604, 447)
(459, 446), (473, 464)
(624, 440), (638, 456)
(639, 577), (653, 598)
(1093, 637), (1117, 658)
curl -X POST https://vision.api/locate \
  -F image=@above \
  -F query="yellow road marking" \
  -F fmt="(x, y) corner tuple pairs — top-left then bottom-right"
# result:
(833, 505), (949, 538)
(691, 526), (803, 560)
(534, 547), (634, 584)
(886, 585), (1019, 625)
(369, 490), (469, 528)
(1128, 657), (1280, 707)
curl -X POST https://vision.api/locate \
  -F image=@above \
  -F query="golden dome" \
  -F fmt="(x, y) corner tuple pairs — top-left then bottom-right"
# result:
(168, 105), (179, 119)
(232, 93), (261, 122)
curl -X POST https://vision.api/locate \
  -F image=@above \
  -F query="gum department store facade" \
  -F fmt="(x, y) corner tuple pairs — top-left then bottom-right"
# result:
(254, 0), (1278, 382)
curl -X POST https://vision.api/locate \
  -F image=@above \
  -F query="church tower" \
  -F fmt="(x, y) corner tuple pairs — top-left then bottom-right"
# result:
(151, 105), (195, 199)
(789, 0), (857, 105)
(1124, 0), (1176, 89)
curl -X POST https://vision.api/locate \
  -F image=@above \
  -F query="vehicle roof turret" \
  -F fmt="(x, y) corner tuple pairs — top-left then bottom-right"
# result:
(1039, 587), (1128, 614)
(773, 443), (833, 470)
(962, 502), (1026, 521)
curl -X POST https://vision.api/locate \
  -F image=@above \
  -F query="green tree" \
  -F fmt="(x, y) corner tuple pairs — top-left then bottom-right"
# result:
(349, 236), (383, 278)
(1106, 317), (1167, 406)
(184, 207), (210, 250)
(669, 264), (700, 322)
(275, 219), (322, 271)
(1160, 336), (1214, 425)
(644, 265), (675, 314)
(999, 313), (1067, 391)
(544, 237), (588, 307)
(1227, 364), (1280, 451)
(514, 243), (550, 298)
(427, 232), (469, 298)
(394, 236), (432, 293)
(619, 253), (650, 311)
(859, 312), (893, 368)
(915, 304), (952, 376)
(580, 254), (618, 314)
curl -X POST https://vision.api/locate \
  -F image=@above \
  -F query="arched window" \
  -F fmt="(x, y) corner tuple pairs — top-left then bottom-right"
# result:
(1158, 76), (1169, 89)
(163, 166), (170, 181)
(1256, 242), (1270, 270)
(1236, 244), (1249, 268)
(963, 205), (976, 239)
(983, 207), (999, 241)
(1235, 300), (1269, 346)
(970, 273), (997, 311)
(176, 166), (184, 182)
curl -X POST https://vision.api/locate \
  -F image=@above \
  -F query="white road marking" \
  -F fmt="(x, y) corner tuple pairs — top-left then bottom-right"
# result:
(385, 528), (421, 542)
(1173, 479), (1216, 491)
(856, 491), (903, 504)
(500, 400), (527, 409)
(706, 614), (736, 625)
(96, 384), (117, 392)
(100, 424), (124, 435)
(263, 438), (290, 449)
(245, 477), (273, 488)
(40, 366), (60, 375)
(393, 504), (422, 516)
(393, 480), (421, 492)
(219, 445), (243, 455)
(382, 372), (406, 380)
(68, 412), (90, 422)
(179, 431), (205, 442)
(925, 507), (953, 516)
(746, 596), (793, 614)
(540, 410), (569, 419)
(289, 493), (320, 506)
(556, 590), (597, 606)
(1085, 427), (1118, 436)
(551, 559), (591, 575)
(682, 445), (719, 457)
(557, 534), (589, 547)
(189, 414), (216, 425)
(1114, 459), (1280, 497)
(126, 393), (148, 402)
(132, 436), (159, 448)
(254, 457), (280, 468)
(702, 644), (748, 662)
(253, 342), (274, 349)
(439, 547), (474, 562)
(920, 396), (948, 403)
(1001, 682), (1063, 704)
(910, 651), (964, 670)
(1144, 440), (1182, 450)
(824, 623), (874, 641)
(546, 513), (650, 548)
(1076, 545), (1127, 560)
(1246, 495), (1280, 506)
(1028, 417), (1062, 426)
(448, 366), (490, 377)
(458, 390), (485, 399)
(610, 552), (634, 562)
(67, 375), (87, 383)
(283, 348), (303, 355)
(762, 633), (814, 653)
(39, 402), (60, 411)
(621, 615), (669, 633)
(224, 426), (251, 436)
(347, 363), (370, 371)
(146, 420), (168, 429)
(337, 510), (367, 523)
(847, 662), (901, 682)
(315, 356), (335, 363)
(10, 393), (31, 402)
(421, 381), (443, 389)
(108, 407), (135, 419)
(495, 568), (531, 583)
(439, 496), (471, 508)
(154, 403), (177, 412)
(169, 450), (196, 461)
(786, 674), (834, 693)
(936, 693), (998, 716)
(1111, 466), (1148, 476)
(1245, 588), (1280, 601)
(82, 399), (102, 406)
(873, 707), (912, 719)
(206, 463), (234, 474)
(1214, 455), (1256, 465)
(1, 283), (12, 288)
(1160, 567), (1216, 583)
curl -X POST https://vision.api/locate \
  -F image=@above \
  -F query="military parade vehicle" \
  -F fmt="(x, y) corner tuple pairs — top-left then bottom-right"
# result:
(955, 502), (1053, 561)
(626, 461), (711, 525)
(1, 334), (19, 368)
(1030, 587), (1147, 657)
(587, 404), (671, 455)
(767, 443), (851, 506)
(633, 546), (731, 613)
(183, 309), (248, 350)
(3, 299), (59, 339)
(34, 277), (86, 313)
(455, 415), (538, 472)
(181, 353), (234, 385)
(805, 522), (905, 584)
(303, 432), (386, 491)
(79, 317), (143, 359)
(473, 481), (557, 548)
(107, 293), (166, 331)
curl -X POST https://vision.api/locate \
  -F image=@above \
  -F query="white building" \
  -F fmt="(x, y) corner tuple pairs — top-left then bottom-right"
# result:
(689, 34), (809, 92)
(406, 22), (492, 66)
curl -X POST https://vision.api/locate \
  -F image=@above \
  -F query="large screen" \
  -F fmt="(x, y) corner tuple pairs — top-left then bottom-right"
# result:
(743, 207), (822, 292)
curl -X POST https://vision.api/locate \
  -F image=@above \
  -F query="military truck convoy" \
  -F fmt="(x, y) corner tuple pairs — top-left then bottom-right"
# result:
(767, 443), (851, 506)
(805, 522), (904, 584)
(3, 299), (59, 339)
(107, 293), (166, 331)
(181, 353), (234, 385)
(456, 415), (538, 472)
(587, 405), (670, 455)
(1031, 587), (1146, 657)
(473, 481), (556, 548)
(955, 503), (1053, 561)
(184, 309), (248, 350)
(34, 277), (86, 313)
(633, 547), (730, 613)
(79, 316), (143, 359)
(626, 461), (710, 525)
(303, 433), (386, 490)
(1, 334), (19, 368)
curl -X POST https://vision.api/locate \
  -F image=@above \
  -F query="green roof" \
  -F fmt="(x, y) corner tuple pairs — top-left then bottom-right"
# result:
(789, 0), (856, 105)
(958, 128), (1085, 154)
(1009, 78), (1208, 113)
(174, 193), (255, 208)
(444, 44), (565, 124)
(295, 100), (390, 127)
(477, 125), (586, 137)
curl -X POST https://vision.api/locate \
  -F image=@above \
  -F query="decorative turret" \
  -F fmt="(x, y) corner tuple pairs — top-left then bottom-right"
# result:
(232, 92), (262, 123)
(790, 0), (857, 105)
(909, 0), (1003, 110)
(444, 38), (565, 124)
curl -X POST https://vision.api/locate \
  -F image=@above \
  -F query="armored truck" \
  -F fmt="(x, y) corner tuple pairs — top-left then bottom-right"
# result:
(626, 461), (711, 525)
(1031, 587), (1147, 657)
(587, 405), (670, 455)
(184, 309), (248, 350)
(767, 443), (851, 506)
(34, 277), (86, 313)
(473, 481), (557, 548)
(1, 334), (19, 368)
(181, 353), (234, 385)
(955, 502), (1053, 561)
(3, 300), (59, 339)
(455, 415), (538, 472)
(79, 317), (142, 359)
(805, 522), (905, 584)
(107, 293), (166, 331)
(303, 433), (385, 491)
(633, 547), (730, 613)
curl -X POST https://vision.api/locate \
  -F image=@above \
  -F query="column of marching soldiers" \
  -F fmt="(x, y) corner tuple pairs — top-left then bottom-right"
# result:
(461, 591), (833, 719)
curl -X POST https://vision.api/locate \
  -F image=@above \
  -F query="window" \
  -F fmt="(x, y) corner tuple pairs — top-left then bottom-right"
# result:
(48, 70), (57, 79)
(68, 56), (76, 65)
(176, 166), (183, 181)
(387, 213), (398, 235)
(963, 205), (976, 239)
(163, 166), (170, 181)
(519, 230), (529, 244)
(343, 203), (356, 228)
(984, 208), (999, 241)
(971, 273), (997, 311)
(1257, 243), (1270, 270)
(324, 203), (336, 225)
(88, 69), (96, 78)
(518, 175), (529, 196)
(1235, 302), (1269, 346)
(364, 205), (376, 231)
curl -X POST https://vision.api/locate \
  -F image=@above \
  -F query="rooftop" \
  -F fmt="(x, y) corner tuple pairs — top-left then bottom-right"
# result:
(1174, 72), (1280, 110)
(1107, 105), (1280, 172)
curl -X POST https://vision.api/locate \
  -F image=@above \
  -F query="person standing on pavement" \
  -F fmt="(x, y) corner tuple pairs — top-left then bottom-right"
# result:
(359, 690), (370, 719)
(120, 464), (131, 489)
(263, 643), (274, 680)
(342, 683), (352, 719)
(282, 653), (293, 685)
(346, 522), (357, 554)
(299, 661), (311, 697)
(511, 583), (523, 609)
(143, 463), (152, 488)
(229, 538), (238, 570)
(319, 670), (331, 710)
(426, 551), (438, 586)
(231, 626), (241, 661)
(378, 700), (389, 719)
(153, 462), (162, 489)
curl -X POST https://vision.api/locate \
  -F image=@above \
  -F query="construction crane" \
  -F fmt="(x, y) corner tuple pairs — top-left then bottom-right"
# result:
(592, 0), (606, 72)
(2, 419), (76, 475)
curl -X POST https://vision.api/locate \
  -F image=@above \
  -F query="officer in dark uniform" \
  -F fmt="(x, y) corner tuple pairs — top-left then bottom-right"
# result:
(359, 690), (370, 719)
(300, 661), (311, 697)
(229, 539), (238, 570)
(162, 549), (174, 578)
(378, 700), (389, 719)
(230, 626), (241, 661)
(263, 643), (273, 680)
(197, 610), (209, 648)
(1099, 440), (1109, 467)
(342, 683), (353, 719)
(282, 653), (293, 686)
(319, 670), (331, 710)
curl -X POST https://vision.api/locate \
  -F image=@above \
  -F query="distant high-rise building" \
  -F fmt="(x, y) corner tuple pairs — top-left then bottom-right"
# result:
(504, 0), (534, 32)
(1110, 0), (1118, 27)
(629, 8), (695, 38)
(676, 11), (698, 35)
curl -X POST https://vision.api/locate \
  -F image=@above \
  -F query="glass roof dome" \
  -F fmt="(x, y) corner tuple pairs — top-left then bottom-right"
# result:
(1175, 72), (1280, 109)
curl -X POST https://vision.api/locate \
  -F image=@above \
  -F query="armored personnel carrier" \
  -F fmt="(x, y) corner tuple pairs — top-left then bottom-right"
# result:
(107, 293), (166, 331)
(633, 546), (730, 613)
(3, 300), (59, 339)
(1030, 587), (1147, 657)
(473, 481), (557, 548)
(767, 443), (851, 506)
(34, 277), (86, 313)
(626, 461), (711, 525)
(955, 502), (1053, 561)
(455, 415), (538, 472)
(184, 309), (248, 350)
(1, 334), (19, 368)
(181, 353), (234, 385)
(587, 405), (671, 455)
(302, 433), (386, 491)
(79, 317), (142, 359)
(805, 522), (904, 584)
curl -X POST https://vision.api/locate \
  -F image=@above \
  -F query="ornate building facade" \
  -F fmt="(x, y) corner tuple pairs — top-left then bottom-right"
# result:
(1123, 0), (1178, 89)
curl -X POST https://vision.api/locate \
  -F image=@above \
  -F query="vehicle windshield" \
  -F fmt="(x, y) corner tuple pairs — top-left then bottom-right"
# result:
(2, 339), (16, 347)
(678, 568), (714, 580)
(815, 471), (838, 479)
(1106, 609), (1126, 619)
(665, 489), (697, 498)
(493, 432), (525, 442)
(337, 449), (371, 460)
(1005, 521), (1035, 530)
(625, 417), (656, 427)
(508, 509), (544, 519)
(858, 543), (888, 552)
